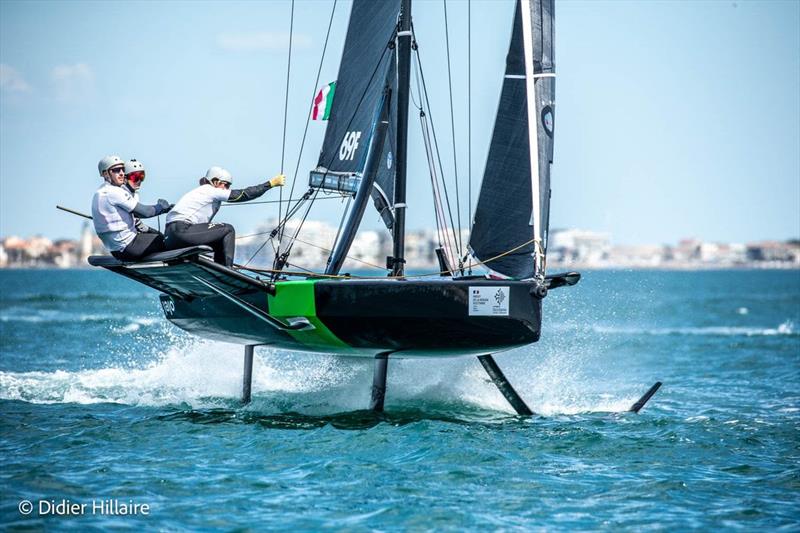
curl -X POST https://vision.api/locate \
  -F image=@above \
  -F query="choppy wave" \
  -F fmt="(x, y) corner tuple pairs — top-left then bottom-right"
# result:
(588, 320), (795, 337)
(0, 340), (646, 416)
(0, 309), (160, 329)
(2, 292), (149, 304)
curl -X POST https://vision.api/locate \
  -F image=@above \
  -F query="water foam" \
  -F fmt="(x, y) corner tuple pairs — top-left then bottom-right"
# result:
(0, 336), (649, 416)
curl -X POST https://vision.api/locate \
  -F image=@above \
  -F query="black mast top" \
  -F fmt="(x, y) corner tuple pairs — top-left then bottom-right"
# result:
(391, 0), (412, 277)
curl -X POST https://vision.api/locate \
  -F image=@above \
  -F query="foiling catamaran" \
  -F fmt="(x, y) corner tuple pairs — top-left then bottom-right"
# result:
(87, 0), (660, 414)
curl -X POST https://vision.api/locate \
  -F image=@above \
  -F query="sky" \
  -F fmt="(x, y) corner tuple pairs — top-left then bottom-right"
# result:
(1, 0), (798, 246)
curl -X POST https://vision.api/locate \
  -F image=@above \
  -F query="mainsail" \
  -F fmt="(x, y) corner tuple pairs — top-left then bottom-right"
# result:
(310, 0), (400, 231)
(468, 0), (555, 280)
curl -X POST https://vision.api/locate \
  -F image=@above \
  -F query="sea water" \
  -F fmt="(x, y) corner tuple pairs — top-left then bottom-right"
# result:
(1, 269), (798, 530)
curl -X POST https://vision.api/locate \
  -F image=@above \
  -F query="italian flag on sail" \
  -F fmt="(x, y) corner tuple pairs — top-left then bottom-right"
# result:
(312, 81), (336, 121)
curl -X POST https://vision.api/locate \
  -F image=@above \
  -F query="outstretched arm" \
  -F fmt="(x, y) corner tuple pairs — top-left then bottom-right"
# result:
(132, 199), (172, 218)
(227, 175), (285, 203)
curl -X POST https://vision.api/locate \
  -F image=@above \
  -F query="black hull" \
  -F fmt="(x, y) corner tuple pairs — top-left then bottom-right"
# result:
(165, 278), (542, 357)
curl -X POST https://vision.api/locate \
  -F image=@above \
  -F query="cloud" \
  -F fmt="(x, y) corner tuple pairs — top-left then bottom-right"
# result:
(51, 63), (94, 101)
(216, 31), (312, 52)
(0, 64), (31, 93)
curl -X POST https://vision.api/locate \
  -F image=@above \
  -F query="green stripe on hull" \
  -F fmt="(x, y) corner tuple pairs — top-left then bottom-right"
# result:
(267, 280), (351, 351)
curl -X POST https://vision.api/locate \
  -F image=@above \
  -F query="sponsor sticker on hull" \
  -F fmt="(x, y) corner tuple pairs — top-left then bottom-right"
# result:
(469, 286), (510, 316)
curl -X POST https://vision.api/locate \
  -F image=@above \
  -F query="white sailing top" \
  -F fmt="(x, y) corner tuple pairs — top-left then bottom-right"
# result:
(166, 184), (231, 225)
(91, 182), (138, 252)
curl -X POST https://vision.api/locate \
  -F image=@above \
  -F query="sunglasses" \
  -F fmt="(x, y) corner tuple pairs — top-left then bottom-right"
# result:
(109, 167), (125, 174)
(127, 171), (146, 184)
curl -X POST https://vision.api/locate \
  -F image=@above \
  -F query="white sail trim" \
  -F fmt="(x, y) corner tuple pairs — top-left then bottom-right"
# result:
(520, 0), (543, 273)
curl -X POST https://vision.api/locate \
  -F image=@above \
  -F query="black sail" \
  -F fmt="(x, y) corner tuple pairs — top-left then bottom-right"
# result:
(311, 0), (399, 232)
(468, 0), (554, 280)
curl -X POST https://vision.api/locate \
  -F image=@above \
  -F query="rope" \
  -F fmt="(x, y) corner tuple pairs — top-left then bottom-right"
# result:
(442, 0), (463, 254)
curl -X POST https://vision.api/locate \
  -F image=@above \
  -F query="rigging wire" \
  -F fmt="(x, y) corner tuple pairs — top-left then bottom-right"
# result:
(412, 43), (458, 268)
(409, 39), (458, 265)
(327, 196), (353, 267)
(221, 195), (342, 208)
(238, 236), (538, 280)
(411, 24), (460, 264)
(272, 185), (324, 274)
(242, 0), (336, 268)
(242, 191), (315, 266)
(442, 0), (463, 256)
(287, 232), (384, 271)
(467, 0), (472, 275)
(279, 0), (338, 247)
(420, 111), (458, 269)
(276, 0), (295, 265)
(269, 33), (395, 274)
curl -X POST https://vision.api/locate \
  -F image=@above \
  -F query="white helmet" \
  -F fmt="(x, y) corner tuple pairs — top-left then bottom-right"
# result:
(204, 166), (233, 184)
(124, 159), (145, 175)
(98, 155), (124, 175)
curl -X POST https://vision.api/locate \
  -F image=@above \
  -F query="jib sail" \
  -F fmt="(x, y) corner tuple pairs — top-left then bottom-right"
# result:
(468, 0), (555, 280)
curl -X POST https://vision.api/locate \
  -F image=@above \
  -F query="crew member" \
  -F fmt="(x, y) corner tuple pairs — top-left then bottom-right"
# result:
(91, 155), (172, 261)
(122, 159), (166, 238)
(164, 167), (285, 267)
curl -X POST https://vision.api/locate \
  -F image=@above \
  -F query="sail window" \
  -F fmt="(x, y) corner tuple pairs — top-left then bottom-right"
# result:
(309, 169), (362, 196)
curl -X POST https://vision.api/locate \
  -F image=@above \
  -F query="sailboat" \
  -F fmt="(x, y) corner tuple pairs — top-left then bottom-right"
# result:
(88, 0), (659, 414)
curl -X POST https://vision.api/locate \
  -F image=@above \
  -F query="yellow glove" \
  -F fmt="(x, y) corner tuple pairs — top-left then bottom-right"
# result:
(268, 174), (286, 188)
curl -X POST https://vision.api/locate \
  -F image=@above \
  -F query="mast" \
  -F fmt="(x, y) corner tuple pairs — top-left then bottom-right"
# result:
(520, 0), (543, 277)
(390, 0), (412, 277)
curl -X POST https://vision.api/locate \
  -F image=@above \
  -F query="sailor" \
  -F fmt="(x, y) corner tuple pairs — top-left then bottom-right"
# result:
(122, 159), (166, 239)
(91, 155), (172, 261)
(164, 167), (285, 267)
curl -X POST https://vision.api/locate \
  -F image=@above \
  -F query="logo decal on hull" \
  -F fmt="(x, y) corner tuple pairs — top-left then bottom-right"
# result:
(161, 298), (175, 316)
(469, 286), (510, 316)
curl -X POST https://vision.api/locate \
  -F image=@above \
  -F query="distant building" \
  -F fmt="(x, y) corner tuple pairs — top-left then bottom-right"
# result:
(549, 229), (611, 266)
(79, 221), (95, 264)
(0, 223), (798, 270)
(610, 244), (666, 268)
(746, 241), (800, 265)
